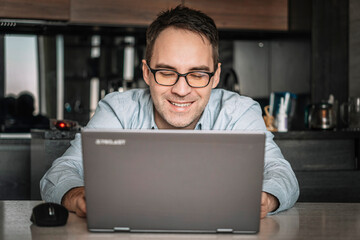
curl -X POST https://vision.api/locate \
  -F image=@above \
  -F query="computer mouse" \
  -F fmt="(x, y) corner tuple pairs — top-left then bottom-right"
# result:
(30, 202), (69, 227)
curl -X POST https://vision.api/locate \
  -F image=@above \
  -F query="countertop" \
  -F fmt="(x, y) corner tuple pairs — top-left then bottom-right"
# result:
(1, 129), (359, 141)
(273, 129), (360, 140)
(1, 201), (360, 240)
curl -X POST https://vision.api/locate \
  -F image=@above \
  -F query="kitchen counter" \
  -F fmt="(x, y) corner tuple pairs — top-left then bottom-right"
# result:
(273, 129), (360, 140)
(30, 129), (78, 140)
(1, 201), (360, 240)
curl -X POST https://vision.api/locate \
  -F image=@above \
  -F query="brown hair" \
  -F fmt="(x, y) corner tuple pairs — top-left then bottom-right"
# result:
(145, 5), (219, 70)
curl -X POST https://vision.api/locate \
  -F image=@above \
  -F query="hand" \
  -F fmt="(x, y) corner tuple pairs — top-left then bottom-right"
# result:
(61, 187), (87, 217)
(260, 192), (279, 219)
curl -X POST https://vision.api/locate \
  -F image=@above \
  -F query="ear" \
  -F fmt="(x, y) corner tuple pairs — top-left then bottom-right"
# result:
(211, 62), (221, 88)
(142, 59), (151, 86)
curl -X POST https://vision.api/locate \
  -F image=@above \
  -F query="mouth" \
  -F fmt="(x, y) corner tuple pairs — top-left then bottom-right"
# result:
(169, 100), (193, 108)
(170, 101), (191, 107)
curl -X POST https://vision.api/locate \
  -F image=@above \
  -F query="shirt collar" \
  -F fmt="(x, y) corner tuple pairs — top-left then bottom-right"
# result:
(195, 104), (210, 130)
(149, 104), (158, 130)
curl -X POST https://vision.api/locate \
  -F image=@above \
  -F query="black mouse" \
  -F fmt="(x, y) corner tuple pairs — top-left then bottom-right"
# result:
(30, 202), (69, 227)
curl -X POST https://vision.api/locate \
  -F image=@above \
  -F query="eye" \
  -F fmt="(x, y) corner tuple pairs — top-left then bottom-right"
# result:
(189, 72), (207, 79)
(159, 71), (176, 77)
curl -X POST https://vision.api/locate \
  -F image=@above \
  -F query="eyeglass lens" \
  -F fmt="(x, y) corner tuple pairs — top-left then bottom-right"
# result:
(155, 70), (210, 87)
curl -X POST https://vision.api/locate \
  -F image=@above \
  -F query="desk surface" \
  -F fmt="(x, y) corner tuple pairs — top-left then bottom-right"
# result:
(1, 201), (360, 240)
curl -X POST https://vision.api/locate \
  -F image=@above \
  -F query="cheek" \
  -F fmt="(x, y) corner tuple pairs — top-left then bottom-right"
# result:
(149, 84), (168, 102)
(197, 88), (212, 101)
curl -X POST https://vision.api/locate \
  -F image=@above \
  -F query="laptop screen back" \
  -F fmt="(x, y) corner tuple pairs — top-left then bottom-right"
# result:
(82, 129), (265, 233)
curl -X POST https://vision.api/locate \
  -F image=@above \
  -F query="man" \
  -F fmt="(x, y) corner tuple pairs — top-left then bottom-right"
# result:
(41, 5), (299, 219)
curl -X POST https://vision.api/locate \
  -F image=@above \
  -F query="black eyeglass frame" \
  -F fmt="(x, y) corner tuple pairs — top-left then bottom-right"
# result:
(146, 63), (216, 88)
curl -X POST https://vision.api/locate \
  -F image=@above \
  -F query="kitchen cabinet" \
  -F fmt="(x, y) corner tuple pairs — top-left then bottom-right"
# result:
(70, 0), (288, 31)
(0, 0), (70, 21)
(274, 131), (360, 202)
(70, 0), (181, 26)
(70, 0), (288, 30)
(184, 0), (288, 30)
(0, 135), (31, 200)
(233, 40), (269, 98)
(350, 0), (360, 97)
(311, 0), (348, 107)
(1, 0), (290, 31)
(233, 39), (310, 98)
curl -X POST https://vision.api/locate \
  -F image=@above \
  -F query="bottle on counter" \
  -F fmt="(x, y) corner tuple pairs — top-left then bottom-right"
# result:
(277, 97), (288, 132)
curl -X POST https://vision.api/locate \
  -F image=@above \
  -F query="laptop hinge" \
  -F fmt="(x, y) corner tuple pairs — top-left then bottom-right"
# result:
(114, 227), (130, 232)
(217, 228), (233, 233)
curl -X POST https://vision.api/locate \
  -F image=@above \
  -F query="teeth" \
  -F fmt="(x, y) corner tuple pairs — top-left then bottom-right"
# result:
(171, 102), (191, 107)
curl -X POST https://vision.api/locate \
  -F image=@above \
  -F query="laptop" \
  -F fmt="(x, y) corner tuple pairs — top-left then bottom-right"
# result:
(81, 129), (265, 233)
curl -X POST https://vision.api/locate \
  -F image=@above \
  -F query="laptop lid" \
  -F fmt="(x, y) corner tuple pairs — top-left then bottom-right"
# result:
(81, 129), (265, 233)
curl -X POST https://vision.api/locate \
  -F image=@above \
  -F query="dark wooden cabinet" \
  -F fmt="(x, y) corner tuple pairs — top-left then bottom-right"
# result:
(0, 0), (290, 31)
(70, 0), (289, 30)
(0, 0), (70, 21)
(276, 139), (356, 171)
(311, 0), (349, 107)
(70, 0), (181, 26)
(184, 0), (288, 30)
(0, 137), (31, 200)
(274, 131), (360, 203)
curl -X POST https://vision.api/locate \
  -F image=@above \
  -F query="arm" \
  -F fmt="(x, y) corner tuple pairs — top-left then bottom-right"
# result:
(40, 93), (126, 216)
(231, 98), (299, 216)
(40, 132), (85, 204)
(261, 130), (299, 215)
(40, 133), (88, 217)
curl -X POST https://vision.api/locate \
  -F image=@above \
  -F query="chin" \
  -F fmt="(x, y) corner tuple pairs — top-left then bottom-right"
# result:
(165, 117), (195, 129)
(168, 121), (192, 129)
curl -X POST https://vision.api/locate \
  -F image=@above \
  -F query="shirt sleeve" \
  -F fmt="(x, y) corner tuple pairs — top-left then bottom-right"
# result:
(233, 99), (299, 214)
(40, 133), (84, 204)
(40, 96), (124, 204)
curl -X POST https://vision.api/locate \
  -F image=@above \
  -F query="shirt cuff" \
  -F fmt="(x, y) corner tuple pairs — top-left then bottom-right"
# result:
(262, 179), (288, 215)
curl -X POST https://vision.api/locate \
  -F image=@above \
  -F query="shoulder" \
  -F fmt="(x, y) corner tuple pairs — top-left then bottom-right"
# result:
(86, 88), (152, 128)
(209, 88), (261, 115)
(97, 88), (151, 113)
(101, 89), (150, 106)
(205, 89), (264, 130)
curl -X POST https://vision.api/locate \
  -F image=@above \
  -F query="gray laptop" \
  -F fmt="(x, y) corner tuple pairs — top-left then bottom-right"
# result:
(81, 129), (265, 233)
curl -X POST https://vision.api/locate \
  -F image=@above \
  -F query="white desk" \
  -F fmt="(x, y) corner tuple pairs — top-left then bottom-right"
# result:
(1, 201), (360, 240)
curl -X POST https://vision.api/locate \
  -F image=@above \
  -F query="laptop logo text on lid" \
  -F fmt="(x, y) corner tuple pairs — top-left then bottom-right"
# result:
(95, 139), (126, 146)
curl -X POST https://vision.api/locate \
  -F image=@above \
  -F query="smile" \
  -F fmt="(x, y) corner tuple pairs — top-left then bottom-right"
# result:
(170, 101), (192, 107)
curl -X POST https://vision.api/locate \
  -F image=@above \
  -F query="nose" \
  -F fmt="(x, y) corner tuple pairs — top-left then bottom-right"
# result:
(171, 76), (192, 96)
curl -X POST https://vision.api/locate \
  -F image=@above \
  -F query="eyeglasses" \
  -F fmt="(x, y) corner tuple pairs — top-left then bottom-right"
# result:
(146, 63), (215, 88)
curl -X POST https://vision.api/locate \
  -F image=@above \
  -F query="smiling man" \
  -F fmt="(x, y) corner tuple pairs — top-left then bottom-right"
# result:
(41, 5), (299, 219)
(143, 27), (220, 129)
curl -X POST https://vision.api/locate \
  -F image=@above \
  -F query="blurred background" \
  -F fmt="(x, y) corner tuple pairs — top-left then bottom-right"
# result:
(0, 0), (359, 203)
(1, 0), (358, 131)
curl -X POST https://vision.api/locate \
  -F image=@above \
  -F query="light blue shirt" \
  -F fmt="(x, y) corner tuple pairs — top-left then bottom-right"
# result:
(40, 88), (299, 214)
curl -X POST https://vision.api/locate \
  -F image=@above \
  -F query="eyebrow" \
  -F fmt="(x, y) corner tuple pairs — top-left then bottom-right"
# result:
(154, 63), (211, 72)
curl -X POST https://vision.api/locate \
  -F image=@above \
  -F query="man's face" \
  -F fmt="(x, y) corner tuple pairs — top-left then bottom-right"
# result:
(142, 27), (221, 129)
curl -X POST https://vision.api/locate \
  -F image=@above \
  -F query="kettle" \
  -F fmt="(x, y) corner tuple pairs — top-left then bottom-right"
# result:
(306, 103), (336, 130)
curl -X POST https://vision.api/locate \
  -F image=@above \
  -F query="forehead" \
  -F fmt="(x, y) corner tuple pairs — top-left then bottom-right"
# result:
(151, 27), (214, 70)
